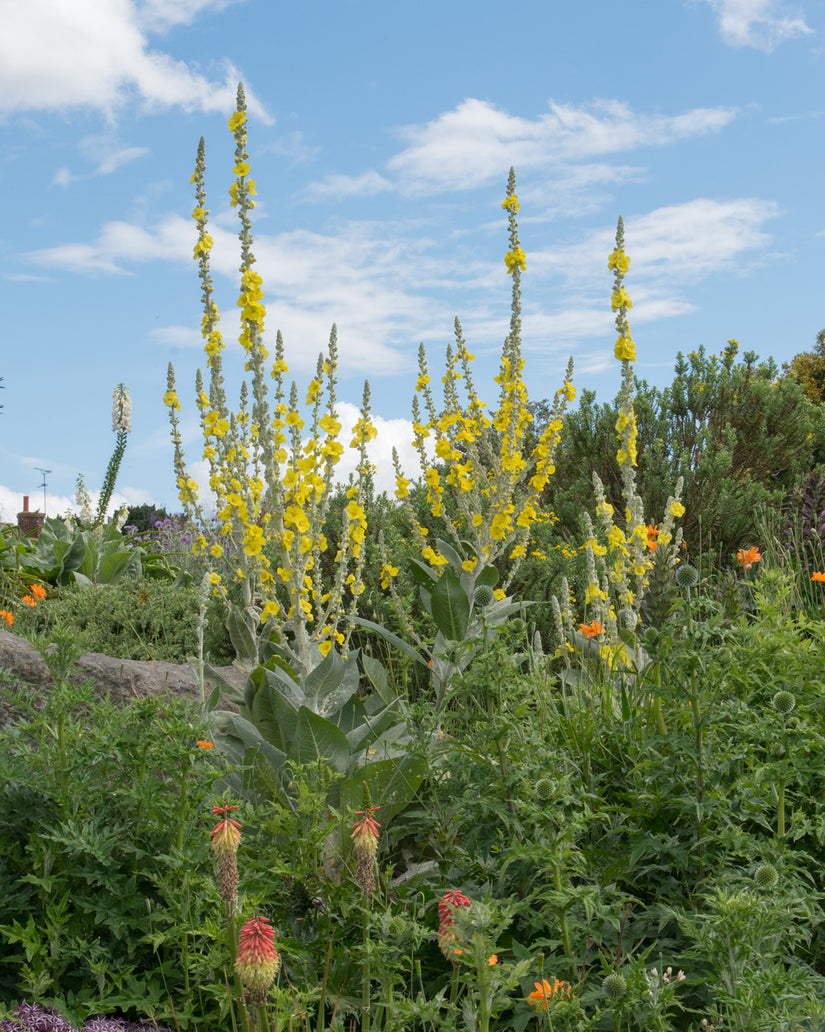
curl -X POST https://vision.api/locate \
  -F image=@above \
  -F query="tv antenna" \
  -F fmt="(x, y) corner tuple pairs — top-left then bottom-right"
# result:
(34, 468), (51, 516)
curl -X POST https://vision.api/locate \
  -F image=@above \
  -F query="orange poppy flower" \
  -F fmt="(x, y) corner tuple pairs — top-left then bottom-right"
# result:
(0, 610), (13, 627)
(811, 572), (825, 583)
(21, 595), (36, 607)
(29, 583), (46, 600)
(737, 546), (761, 571)
(196, 740), (214, 749)
(527, 978), (573, 1009)
(579, 620), (605, 638)
(646, 524), (659, 552)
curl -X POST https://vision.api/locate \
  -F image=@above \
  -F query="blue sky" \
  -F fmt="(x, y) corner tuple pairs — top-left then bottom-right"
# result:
(1, 0), (823, 520)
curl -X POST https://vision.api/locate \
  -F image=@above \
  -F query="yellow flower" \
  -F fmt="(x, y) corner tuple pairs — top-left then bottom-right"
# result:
(670, 500), (685, 518)
(163, 389), (181, 411)
(504, 247), (526, 274)
(228, 110), (246, 132)
(233, 161), (250, 177)
(607, 248), (630, 275)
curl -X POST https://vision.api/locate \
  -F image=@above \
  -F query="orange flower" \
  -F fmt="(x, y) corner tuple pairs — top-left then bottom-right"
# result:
(811, 572), (825, 583)
(0, 610), (13, 627)
(736, 546), (761, 570)
(351, 805), (381, 894)
(646, 524), (659, 552)
(527, 978), (573, 1009)
(579, 620), (605, 638)
(29, 583), (46, 600)
(488, 954), (498, 966)
(21, 595), (36, 607)
(235, 915), (280, 1008)
(196, 739), (214, 749)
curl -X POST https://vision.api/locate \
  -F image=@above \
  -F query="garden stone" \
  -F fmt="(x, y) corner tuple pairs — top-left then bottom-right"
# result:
(0, 626), (244, 725)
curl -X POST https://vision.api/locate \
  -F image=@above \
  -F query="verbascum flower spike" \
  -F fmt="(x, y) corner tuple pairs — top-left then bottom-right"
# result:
(210, 802), (241, 906)
(389, 171), (574, 606)
(437, 889), (471, 961)
(235, 915), (280, 1008)
(166, 86), (375, 678)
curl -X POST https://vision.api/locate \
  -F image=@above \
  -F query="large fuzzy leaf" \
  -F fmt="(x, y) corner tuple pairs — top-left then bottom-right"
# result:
(430, 567), (470, 641)
(290, 707), (352, 773)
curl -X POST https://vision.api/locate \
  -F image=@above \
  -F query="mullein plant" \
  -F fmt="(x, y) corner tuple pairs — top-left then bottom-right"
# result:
(551, 219), (684, 673)
(378, 171), (574, 702)
(389, 170), (573, 592)
(165, 84), (375, 677)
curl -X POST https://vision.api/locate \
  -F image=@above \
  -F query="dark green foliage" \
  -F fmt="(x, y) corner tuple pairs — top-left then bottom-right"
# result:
(545, 342), (825, 565)
(785, 327), (825, 406)
(0, 675), (221, 1025)
(12, 576), (233, 663)
(122, 504), (170, 534)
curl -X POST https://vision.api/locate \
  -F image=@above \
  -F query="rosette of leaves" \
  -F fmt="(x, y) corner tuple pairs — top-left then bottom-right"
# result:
(28, 518), (180, 588)
(211, 626), (424, 824)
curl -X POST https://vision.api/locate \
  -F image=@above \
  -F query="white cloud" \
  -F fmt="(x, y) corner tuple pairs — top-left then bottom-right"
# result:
(306, 98), (737, 199)
(0, 483), (156, 525)
(52, 135), (150, 186)
(262, 131), (322, 167)
(699, 0), (813, 50)
(0, 0), (269, 119)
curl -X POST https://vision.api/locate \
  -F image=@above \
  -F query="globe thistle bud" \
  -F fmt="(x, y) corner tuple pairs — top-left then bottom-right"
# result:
(754, 863), (779, 890)
(536, 777), (555, 800)
(675, 564), (698, 590)
(474, 584), (495, 608)
(235, 916), (280, 1008)
(772, 690), (795, 716)
(602, 972), (627, 1001)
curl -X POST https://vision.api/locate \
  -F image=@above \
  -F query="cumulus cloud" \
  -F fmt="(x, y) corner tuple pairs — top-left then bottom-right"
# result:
(698, 0), (813, 51)
(0, 0), (268, 118)
(305, 98), (737, 199)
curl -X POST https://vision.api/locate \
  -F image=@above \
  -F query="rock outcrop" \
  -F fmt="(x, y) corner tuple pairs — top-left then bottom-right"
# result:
(0, 626), (245, 724)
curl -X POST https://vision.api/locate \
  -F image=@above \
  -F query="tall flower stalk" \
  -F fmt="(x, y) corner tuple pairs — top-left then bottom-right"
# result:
(553, 218), (684, 673)
(391, 171), (573, 593)
(166, 84), (374, 676)
(76, 383), (132, 528)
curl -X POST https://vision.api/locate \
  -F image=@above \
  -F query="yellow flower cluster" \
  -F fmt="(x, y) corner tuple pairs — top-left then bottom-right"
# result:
(552, 218), (685, 669)
(165, 85), (375, 675)
(390, 169), (574, 598)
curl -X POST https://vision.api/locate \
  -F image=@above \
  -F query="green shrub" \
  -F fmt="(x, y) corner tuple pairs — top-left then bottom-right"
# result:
(13, 577), (233, 664)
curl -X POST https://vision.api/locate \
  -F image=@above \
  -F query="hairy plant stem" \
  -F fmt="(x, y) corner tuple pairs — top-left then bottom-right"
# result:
(552, 861), (573, 961)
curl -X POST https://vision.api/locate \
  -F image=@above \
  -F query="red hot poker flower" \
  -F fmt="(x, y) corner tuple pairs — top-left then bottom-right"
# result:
(235, 915), (280, 1007)
(352, 805), (380, 894)
(210, 802), (241, 904)
(438, 889), (471, 961)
